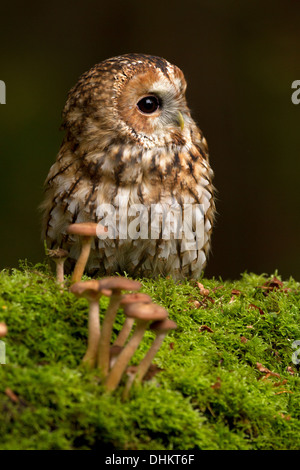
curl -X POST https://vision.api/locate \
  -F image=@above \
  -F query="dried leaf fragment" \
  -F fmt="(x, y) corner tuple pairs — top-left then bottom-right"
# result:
(199, 325), (214, 333)
(249, 303), (265, 315)
(197, 282), (210, 296)
(265, 277), (284, 288)
(211, 377), (222, 390)
(231, 289), (242, 296)
(212, 285), (224, 292)
(273, 379), (287, 387)
(280, 414), (291, 420)
(256, 362), (280, 378)
(5, 388), (19, 403)
(257, 277), (284, 296)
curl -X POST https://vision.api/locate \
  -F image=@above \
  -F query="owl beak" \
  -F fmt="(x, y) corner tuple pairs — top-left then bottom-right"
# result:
(177, 111), (185, 131)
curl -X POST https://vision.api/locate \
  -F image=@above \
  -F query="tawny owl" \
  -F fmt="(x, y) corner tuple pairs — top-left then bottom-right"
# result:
(41, 54), (215, 280)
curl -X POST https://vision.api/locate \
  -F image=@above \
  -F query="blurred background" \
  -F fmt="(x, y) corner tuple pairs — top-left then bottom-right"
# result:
(0, 0), (299, 280)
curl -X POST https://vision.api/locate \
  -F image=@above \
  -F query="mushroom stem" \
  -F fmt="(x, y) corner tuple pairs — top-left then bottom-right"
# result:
(97, 290), (122, 376)
(122, 369), (136, 401)
(113, 293), (152, 348)
(113, 317), (135, 347)
(70, 280), (104, 369)
(82, 299), (101, 368)
(71, 237), (92, 283)
(47, 248), (68, 288)
(134, 332), (166, 383)
(122, 333), (165, 401)
(0, 323), (7, 338)
(55, 259), (65, 286)
(123, 318), (177, 399)
(104, 319), (148, 392)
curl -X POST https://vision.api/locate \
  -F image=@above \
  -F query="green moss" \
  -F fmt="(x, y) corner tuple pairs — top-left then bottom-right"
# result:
(0, 261), (299, 449)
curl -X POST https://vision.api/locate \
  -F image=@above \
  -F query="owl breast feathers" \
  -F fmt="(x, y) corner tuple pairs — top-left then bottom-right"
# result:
(41, 53), (215, 280)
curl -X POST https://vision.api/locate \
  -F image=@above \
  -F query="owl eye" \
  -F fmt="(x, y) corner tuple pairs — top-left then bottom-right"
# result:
(136, 95), (160, 114)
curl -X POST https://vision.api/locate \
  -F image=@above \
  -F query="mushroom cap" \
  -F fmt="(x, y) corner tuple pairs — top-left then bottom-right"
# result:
(67, 222), (98, 237)
(47, 248), (69, 259)
(0, 322), (7, 338)
(70, 280), (110, 300)
(120, 293), (152, 306)
(150, 318), (177, 332)
(98, 277), (141, 292)
(123, 302), (168, 321)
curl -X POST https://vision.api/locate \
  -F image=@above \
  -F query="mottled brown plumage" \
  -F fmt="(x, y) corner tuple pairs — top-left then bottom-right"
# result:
(41, 53), (215, 280)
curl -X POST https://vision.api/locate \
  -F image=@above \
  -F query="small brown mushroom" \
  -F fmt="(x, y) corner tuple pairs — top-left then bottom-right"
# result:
(70, 280), (109, 368)
(0, 323), (7, 338)
(135, 318), (177, 382)
(113, 293), (152, 348)
(67, 222), (107, 282)
(47, 248), (69, 286)
(122, 318), (177, 399)
(96, 277), (141, 377)
(104, 302), (168, 392)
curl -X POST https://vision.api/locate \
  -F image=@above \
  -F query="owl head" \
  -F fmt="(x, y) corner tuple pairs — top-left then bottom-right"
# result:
(62, 54), (194, 150)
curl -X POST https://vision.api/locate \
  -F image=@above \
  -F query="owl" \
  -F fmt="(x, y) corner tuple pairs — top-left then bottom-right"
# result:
(41, 53), (215, 280)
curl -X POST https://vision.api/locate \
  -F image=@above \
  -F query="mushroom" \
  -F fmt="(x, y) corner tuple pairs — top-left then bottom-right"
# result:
(70, 280), (110, 368)
(96, 277), (141, 377)
(0, 323), (7, 338)
(113, 293), (152, 348)
(47, 248), (69, 286)
(67, 222), (107, 283)
(124, 318), (177, 398)
(104, 302), (168, 392)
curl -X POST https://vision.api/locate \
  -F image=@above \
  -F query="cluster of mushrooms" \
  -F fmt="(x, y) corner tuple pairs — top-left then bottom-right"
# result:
(47, 222), (177, 398)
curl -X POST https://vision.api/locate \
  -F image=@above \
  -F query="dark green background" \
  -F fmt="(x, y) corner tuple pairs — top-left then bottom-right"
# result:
(0, 0), (299, 280)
